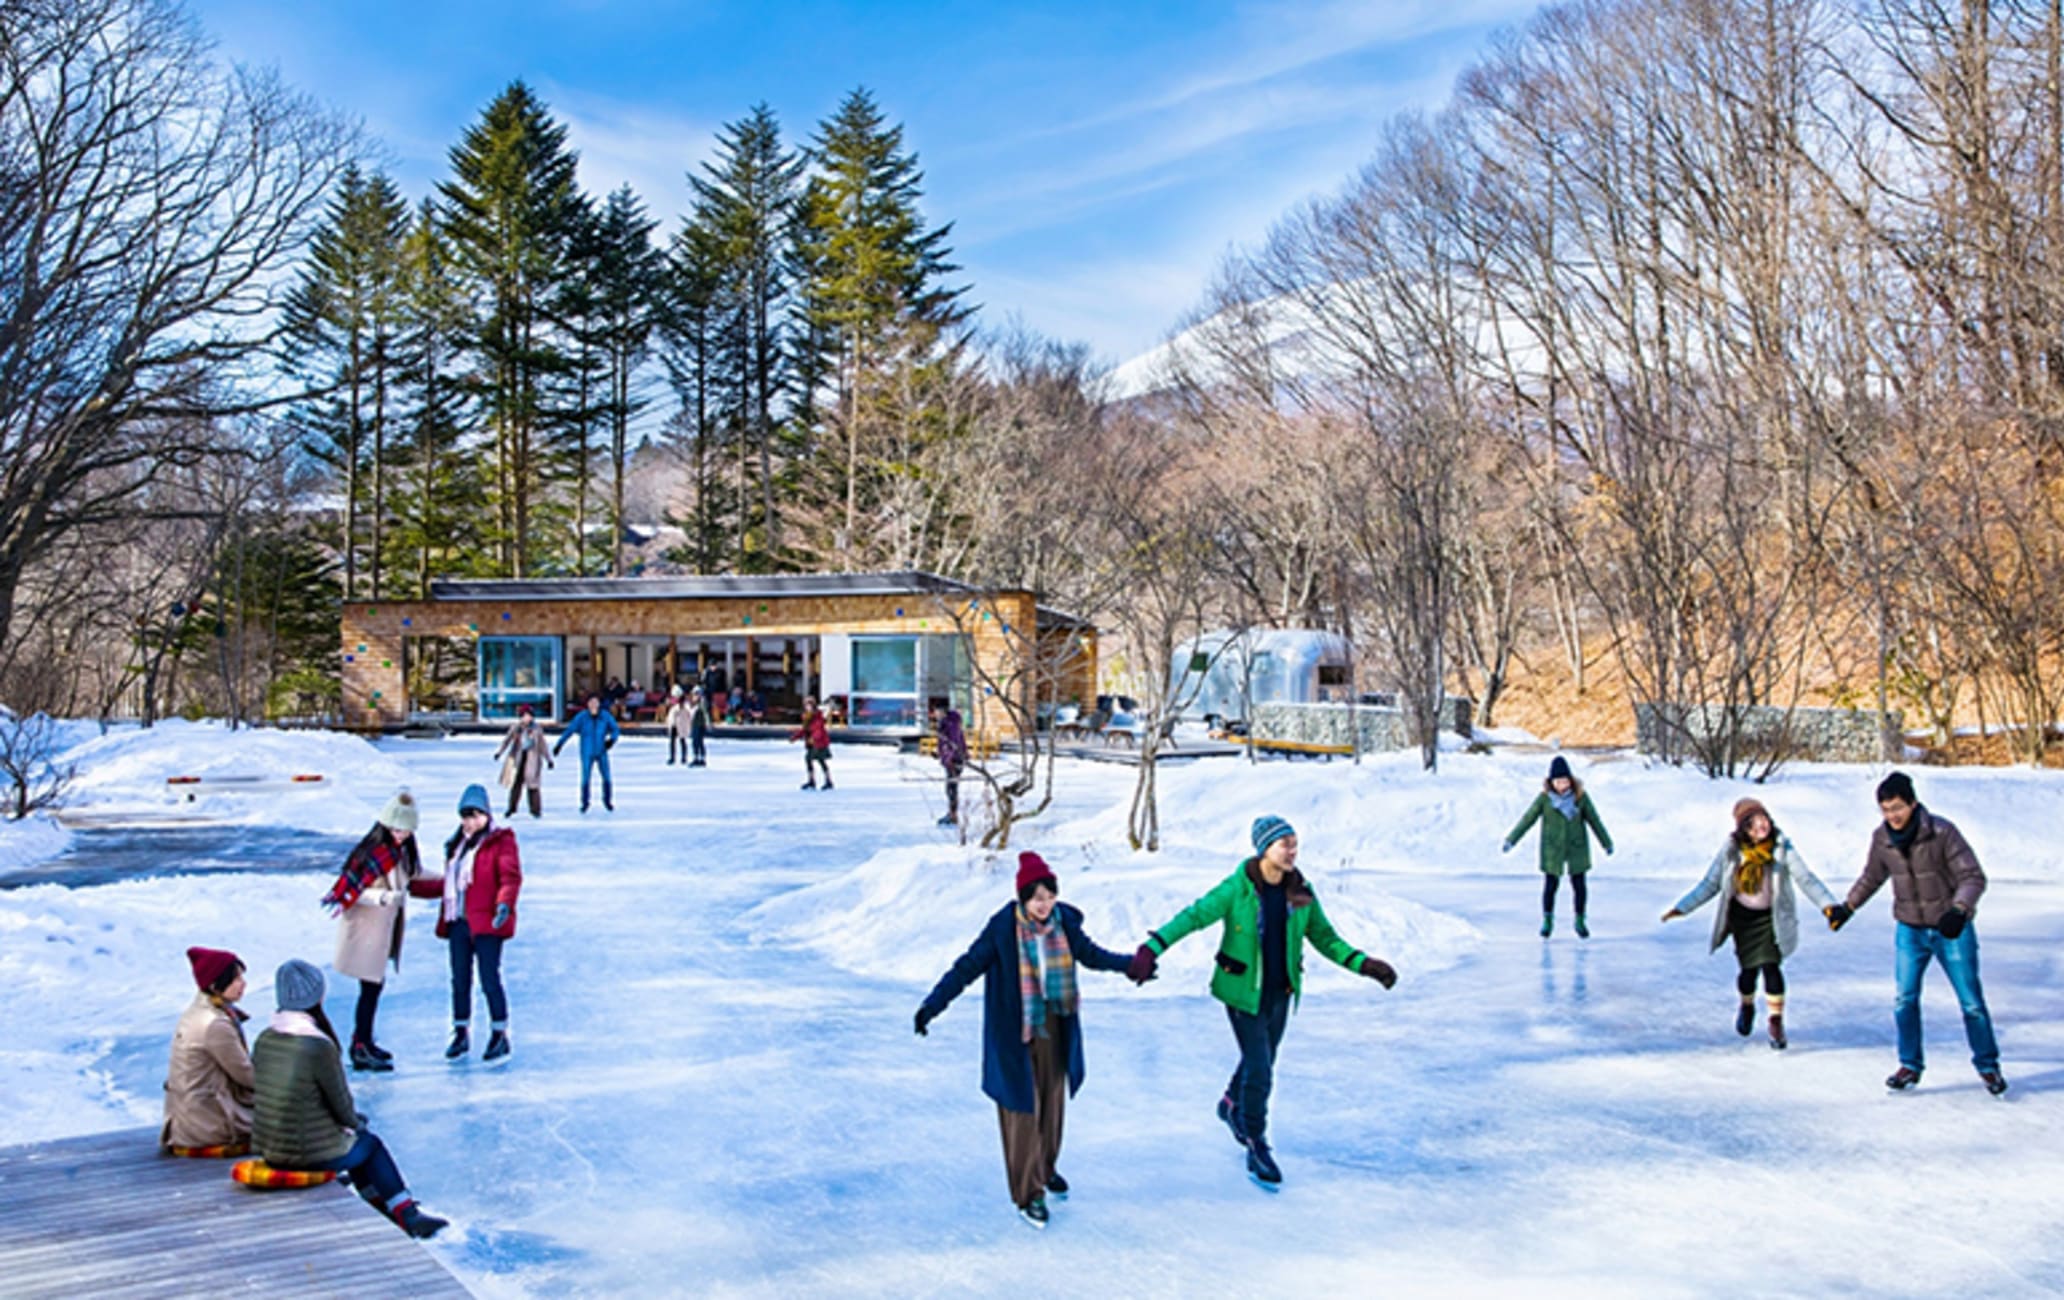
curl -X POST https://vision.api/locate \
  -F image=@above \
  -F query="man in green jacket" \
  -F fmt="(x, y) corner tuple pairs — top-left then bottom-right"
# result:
(1128, 815), (1396, 1188)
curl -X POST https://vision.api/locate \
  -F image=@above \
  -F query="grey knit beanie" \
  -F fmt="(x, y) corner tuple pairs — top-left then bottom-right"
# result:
(274, 958), (326, 1012)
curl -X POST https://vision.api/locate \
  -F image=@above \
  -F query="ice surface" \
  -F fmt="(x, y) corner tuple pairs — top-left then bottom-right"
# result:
(2, 732), (2061, 1296)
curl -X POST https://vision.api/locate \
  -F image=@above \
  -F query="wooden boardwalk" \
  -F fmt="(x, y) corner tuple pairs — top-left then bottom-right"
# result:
(0, 1127), (472, 1299)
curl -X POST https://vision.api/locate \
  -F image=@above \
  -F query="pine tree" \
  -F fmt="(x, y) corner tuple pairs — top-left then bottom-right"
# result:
(658, 213), (735, 573)
(693, 104), (804, 570)
(796, 88), (968, 565)
(440, 81), (584, 577)
(282, 165), (412, 600)
(585, 186), (662, 575)
(386, 198), (479, 597)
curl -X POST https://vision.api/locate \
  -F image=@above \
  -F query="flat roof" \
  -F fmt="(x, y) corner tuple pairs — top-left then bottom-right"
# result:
(402, 571), (1092, 629)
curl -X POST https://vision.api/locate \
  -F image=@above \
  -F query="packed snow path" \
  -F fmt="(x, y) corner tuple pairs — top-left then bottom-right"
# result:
(2, 735), (2061, 1296)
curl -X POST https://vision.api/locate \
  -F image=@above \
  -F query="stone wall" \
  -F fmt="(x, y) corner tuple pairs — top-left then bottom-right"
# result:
(1252, 696), (1473, 753)
(1634, 703), (1900, 764)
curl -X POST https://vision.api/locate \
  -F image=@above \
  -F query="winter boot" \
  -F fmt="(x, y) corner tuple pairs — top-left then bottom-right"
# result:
(1768, 1014), (1788, 1050)
(802, 780), (817, 791)
(1980, 1070), (2009, 1096)
(444, 1025), (470, 1060)
(1574, 913), (1590, 939)
(1539, 913), (1554, 938)
(392, 1200), (448, 1239)
(1734, 1000), (1755, 1037)
(363, 1040), (394, 1063)
(1017, 1198), (1049, 1230)
(1885, 1066), (1923, 1091)
(1245, 1135), (1283, 1190)
(1045, 1172), (1070, 1200)
(350, 1041), (394, 1073)
(937, 814), (957, 827)
(483, 1028), (511, 1062)
(1216, 1092), (1246, 1144)
(822, 779), (834, 790)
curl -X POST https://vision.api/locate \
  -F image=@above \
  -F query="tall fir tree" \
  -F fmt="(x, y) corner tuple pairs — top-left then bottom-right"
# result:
(693, 104), (804, 570)
(585, 186), (662, 575)
(282, 165), (412, 600)
(795, 88), (968, 565)
(440, 81), (585, 577)
(658, 212), (735, 573)
(386, 198), (480, 597)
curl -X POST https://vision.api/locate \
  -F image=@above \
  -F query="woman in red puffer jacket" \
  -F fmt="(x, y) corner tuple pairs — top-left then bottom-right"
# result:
(409, 783), (522, 1063)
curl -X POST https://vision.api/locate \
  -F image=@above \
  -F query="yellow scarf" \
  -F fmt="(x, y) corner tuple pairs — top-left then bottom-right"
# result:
(1736, 840), (1774, 897)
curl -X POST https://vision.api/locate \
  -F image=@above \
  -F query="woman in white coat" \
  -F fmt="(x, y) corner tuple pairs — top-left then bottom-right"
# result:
(1662, 797), (1837, 1049)
(321, 791), (423, 1072)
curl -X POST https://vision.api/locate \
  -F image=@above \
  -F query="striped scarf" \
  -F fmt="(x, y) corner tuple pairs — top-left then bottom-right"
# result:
(1016, 904), (1078, 1042)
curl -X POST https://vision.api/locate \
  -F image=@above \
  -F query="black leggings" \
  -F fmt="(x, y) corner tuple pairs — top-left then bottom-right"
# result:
(1737, 963), (1786, 996)
(353, 979), (383, 1047)
(1541, 874), (1588, 915)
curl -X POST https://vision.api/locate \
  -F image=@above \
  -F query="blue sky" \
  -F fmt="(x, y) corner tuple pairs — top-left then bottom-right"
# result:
(191, 0), (1544, 365)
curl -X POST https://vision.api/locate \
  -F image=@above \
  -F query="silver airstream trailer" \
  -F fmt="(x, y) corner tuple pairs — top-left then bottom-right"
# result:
(1169, 629), (1355, 726)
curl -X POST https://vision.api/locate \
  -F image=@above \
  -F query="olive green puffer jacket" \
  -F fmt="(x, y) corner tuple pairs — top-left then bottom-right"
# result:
(1505, 782), (1613, 876)
(252, 1022), (357, 1167)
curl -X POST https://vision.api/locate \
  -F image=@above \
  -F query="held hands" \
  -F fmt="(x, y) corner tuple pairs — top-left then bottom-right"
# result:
(492, 903), (512, 930)
(1126, 945), (1159, 985)
(1824, 903), (1852, 932)
(913, 1006), (935, 1037)
(1359, 956), (1397, 989)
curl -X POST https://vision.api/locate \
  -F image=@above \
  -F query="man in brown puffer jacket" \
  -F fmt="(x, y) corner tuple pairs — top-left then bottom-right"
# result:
(1825, 771), (2005, 1096)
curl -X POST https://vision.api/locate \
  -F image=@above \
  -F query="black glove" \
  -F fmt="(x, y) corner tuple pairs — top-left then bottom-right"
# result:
(914, 1006), (934, 1037)
(1936, 907), (1968, 940)
(1359, 956), (1397, 989)
(1824, 903), (1852, 932)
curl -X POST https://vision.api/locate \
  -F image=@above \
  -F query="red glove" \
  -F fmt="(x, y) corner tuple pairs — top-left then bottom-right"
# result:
(1126, 945), (1158, 985)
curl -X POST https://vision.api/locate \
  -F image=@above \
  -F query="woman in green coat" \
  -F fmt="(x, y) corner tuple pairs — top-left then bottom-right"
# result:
(1503, 755), (1614, 938)
(1127, 815), (1396, 1190)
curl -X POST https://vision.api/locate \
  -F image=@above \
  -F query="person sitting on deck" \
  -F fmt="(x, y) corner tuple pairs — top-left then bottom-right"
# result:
(162, 946), (255, 1154)
(251, 959), (447, 1238)
(745, 689), (766, 722)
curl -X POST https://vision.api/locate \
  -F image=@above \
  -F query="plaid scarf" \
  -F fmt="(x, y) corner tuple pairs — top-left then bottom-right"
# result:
(1016, 904), (1078, 1042)
(321, 826), (410, 914)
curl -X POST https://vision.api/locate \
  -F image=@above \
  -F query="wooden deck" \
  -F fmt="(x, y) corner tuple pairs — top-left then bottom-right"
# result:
(0, 1127), (472, 1299)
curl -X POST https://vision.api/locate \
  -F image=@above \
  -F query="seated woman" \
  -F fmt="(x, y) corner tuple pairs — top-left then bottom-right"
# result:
(251, 958), (448, 1238)
(161, 946), (256, 1154)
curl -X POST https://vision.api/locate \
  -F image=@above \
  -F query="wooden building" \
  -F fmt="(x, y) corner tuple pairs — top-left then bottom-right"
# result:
(339, 571), (1096, 738)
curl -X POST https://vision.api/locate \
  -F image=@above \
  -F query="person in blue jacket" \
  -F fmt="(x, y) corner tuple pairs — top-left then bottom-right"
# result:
(553, 695), (620, 813)
(915, 851), (1140, 1231)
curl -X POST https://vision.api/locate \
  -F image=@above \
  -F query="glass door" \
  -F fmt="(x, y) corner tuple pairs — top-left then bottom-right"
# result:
(478, 636), (563, 721)
(849, 636), (919, 728)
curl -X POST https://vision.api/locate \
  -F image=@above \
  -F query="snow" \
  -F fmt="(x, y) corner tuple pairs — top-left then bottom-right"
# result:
(2, 731), (2063, 1296)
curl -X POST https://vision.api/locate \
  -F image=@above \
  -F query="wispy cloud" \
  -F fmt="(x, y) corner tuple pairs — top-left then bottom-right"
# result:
(543, 86), (718, 225)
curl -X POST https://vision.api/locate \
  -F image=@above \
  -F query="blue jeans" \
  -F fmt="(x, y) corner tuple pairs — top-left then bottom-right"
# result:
(1225, 986), (1291, 1141)
(1894, 921), (2000, 1073)
(580, 753), (612, 809)
(311, 1129), (408, 1212)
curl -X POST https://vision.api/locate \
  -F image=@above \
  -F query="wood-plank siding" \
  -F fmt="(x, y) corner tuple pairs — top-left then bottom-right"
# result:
(0, 1127), (472, 1298)
(342, 586), (1095, 740)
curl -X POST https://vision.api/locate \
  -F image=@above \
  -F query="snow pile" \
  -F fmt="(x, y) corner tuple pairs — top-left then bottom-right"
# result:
(0, 814), (71, 869)
(55, 721), (414, 837)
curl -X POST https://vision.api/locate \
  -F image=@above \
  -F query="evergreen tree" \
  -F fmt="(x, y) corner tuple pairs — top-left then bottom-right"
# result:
(584, 186), (662, 575)
(693, 104), (804, 570)
(440, 81), (584, 577)
(386, 198), (480, 596)
(282, 165), (412, 600)
(796, 88), (968, 564)
(658, 213), (735, 573)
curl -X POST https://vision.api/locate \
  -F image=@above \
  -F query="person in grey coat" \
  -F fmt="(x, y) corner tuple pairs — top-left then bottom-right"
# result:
(1826, 771), (2005, 1095)
(1662, 797), (1836, 1049)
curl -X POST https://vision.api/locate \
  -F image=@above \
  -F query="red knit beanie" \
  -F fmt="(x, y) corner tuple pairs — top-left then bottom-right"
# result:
(186, 946), (241, 993)
(1015, 851), (1057, 900)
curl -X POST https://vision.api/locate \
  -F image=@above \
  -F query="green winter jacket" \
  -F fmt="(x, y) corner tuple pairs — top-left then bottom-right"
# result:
(252, 1023), (357, 1168)
(1506, 782), (1612, 876)
(1146, 859), (1368, 1015)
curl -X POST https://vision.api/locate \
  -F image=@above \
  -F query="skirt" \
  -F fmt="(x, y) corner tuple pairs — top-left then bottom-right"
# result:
(1725, 900), (1781, 970)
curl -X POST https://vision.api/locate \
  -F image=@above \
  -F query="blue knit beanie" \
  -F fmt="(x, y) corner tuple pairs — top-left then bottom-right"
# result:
(1251, 815), (1297, 856)
(458, 783), (492, 815)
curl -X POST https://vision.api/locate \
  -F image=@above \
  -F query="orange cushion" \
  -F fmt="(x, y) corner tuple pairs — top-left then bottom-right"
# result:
(167, 1141), (250, 1159)
(231, 1158), (338, 1189)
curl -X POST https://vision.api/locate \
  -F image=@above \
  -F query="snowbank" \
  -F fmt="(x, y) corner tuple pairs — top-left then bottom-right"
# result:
(0, 814), (71, 869)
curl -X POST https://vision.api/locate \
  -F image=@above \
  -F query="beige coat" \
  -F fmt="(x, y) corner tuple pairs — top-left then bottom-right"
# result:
(334, 839), (421, 985)
(497, 720), (552, 790)
(160, 992), (255, 1149)
(666, 700), (693, 738)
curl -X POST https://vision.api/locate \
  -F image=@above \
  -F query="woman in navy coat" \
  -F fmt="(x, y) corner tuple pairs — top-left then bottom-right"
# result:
(915, 851), (1140, 1229)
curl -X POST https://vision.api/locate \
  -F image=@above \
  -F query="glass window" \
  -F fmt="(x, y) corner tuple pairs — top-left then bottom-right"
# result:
(478, 637), (562, 721)
(851, 636), (919, 729)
